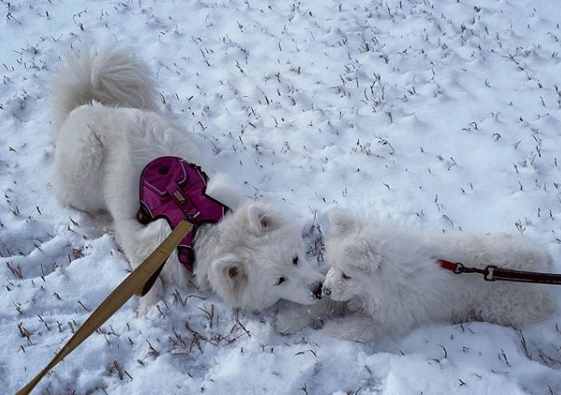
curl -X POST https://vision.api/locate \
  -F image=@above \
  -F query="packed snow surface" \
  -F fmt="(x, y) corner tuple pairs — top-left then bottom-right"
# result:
(1, 0), (561, 394)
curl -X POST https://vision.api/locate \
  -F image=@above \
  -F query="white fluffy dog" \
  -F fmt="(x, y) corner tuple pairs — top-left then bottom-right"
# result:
(276, 210), (555, 342)
(50, 46), (324, 313)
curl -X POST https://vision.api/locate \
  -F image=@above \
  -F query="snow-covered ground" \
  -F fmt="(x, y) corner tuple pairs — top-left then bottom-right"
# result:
(2, 0), (561, 394)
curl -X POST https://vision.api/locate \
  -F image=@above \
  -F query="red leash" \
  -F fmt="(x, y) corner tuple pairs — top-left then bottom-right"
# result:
(439, 260), (561, 285)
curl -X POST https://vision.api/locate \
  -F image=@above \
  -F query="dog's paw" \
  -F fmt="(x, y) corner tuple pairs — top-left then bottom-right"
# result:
(310, 317), (325, 330)
(274, 299), (348, 335)
(321, 314), (377, 343)
(347, 297), (363, 313)
(275, 305), (315, 335)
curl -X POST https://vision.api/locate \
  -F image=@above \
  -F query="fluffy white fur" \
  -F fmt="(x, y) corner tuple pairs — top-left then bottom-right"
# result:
(276, 210), (556, 342)
(50, 45), (324, 313)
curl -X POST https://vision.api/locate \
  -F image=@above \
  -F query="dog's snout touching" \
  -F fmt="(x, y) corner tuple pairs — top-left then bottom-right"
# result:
(312, 282), (323, 299)
(323, 286), (331, 296)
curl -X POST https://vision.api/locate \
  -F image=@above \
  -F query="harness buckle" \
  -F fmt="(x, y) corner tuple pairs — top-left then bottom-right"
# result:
(186, 211), (201, 223)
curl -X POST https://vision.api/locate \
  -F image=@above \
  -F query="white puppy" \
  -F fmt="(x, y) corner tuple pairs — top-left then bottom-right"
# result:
(50, 46), (324, 312)
(276, 210), (555, 342)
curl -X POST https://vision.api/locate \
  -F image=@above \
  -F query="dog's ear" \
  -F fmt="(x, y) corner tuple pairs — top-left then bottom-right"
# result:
(246, 203), (281, 235)
(211, 256), (248, 295)
(328, 209), (357, 236)
(342, 240), (381, 272)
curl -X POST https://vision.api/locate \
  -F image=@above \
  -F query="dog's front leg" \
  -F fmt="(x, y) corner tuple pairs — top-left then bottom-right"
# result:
(321, 313), (378, 343)
(275, 299), (348, 335)
(115, 218), (171, 313)
(137, 276), (165, 314)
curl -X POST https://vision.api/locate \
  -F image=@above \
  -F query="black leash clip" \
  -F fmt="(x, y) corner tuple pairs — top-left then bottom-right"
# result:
(453, 262), (497, 281)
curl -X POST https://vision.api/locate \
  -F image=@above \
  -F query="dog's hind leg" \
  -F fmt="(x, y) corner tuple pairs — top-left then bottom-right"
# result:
(476, 285), (555, 328)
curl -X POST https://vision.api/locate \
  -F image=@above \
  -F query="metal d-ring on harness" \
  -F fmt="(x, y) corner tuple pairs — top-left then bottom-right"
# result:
(439, 259), (561, 285)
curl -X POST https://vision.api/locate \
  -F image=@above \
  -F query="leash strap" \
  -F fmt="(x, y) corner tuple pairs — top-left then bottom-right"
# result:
(439, 259), (561, 285)
(16, 220), (193, 395)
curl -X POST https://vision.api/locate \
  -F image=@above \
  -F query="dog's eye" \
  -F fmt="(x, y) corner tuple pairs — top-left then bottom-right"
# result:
(275, 277), (286, 285)
(342, 272), (351, 280)
(292, 255), (299, 266)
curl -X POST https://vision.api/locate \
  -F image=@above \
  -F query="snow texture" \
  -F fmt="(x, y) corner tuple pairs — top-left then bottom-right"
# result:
(1, 0), (561, 394)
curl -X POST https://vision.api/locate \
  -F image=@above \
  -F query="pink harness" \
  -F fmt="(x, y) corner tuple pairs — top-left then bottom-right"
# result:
(137, 156), (229, 272)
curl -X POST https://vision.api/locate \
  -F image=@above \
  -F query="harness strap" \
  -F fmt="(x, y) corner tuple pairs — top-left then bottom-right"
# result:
(138, 157), (229, 274)
(439, 259), (561, 285)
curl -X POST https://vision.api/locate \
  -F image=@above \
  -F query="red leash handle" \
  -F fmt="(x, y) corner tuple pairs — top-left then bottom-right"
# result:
(439, 260), (462, 273)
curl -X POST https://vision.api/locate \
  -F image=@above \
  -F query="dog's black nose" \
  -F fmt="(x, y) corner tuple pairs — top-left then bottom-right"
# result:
(312, 282), (323, 299)
(323, 287), (331, 296)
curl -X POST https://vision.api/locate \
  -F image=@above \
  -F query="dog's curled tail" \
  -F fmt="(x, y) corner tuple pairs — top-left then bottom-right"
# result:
(50, 45), (160, 132)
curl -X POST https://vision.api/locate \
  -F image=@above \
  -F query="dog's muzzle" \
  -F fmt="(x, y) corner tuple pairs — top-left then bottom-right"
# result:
(311, 282), (323, 299)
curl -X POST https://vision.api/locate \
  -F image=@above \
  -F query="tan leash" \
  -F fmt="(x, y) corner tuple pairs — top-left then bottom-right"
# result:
(16, 220), (193, 395)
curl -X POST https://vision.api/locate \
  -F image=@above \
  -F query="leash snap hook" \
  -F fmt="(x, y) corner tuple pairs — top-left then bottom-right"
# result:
(454, 262), (465, 274)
